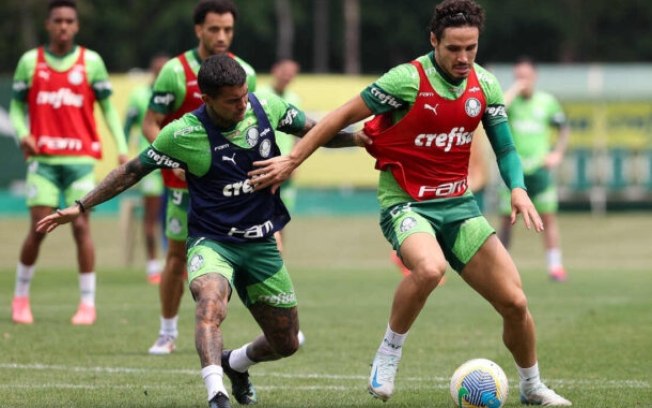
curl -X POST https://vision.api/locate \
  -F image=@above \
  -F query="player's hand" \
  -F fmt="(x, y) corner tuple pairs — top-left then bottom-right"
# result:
(172, 168), (186, 181)
(36, 205), (82, 233)
(354, 131), (373, 147)
(249, 155), (297, 193)
(117, 154), (129, 165)
(19, 135), (39, 157)
(544, 150), (563, 169)
(510, 188), (544, 232)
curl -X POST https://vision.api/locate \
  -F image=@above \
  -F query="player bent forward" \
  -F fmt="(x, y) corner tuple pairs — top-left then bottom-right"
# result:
(37, 55), (369, 408)
(249, 0), (572, 406)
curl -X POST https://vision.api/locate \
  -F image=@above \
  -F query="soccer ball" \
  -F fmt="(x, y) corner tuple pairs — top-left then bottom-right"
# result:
(449, 358), (509, 408)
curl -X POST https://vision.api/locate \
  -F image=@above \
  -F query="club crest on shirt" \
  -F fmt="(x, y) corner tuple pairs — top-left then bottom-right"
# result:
(68, 67), (84, 85)
(465, 97), (482, 117)
(246, 127), (259, 147)
(259, 139), (272, 158)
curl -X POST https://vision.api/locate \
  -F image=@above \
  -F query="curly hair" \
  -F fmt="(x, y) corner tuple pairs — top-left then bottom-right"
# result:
(194, 0), (238, 25)
(429, 0), (485, 40)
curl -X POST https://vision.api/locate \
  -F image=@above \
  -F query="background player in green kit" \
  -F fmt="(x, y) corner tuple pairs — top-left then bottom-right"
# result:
(37, 55), (368, 408)
(499, 57), (571, 282)
(9, 0), (128, 326)
(250, 0), (572, 406)
(256, 59), (302, 253)
(142, 0), (257, 356)
(123, 53), (169, 284)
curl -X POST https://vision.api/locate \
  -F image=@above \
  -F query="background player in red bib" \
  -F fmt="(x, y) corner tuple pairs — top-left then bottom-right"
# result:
(9, 0), (128, 326)
(251, 0), (572, 405)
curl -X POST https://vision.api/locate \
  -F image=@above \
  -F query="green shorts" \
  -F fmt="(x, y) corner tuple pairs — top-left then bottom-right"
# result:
(186, 236), (297, 308)
(380, 193), (495, 272)
(139, 169), (164, 197)
(165, 188), (189, 241)
(25, 161), (95, 208)
(499, 167), (558, 215)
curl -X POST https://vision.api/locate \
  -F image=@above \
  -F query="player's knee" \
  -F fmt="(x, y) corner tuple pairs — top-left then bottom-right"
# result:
(270, 333), (300, 358)
(194, 295), (228, 326)
(411, 260), (447, 288)
(498, 292), (529, 320)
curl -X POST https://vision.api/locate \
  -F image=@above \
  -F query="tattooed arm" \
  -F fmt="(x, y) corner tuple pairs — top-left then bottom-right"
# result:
(36, 157), (155, 233)
(292, 117), (370, 148)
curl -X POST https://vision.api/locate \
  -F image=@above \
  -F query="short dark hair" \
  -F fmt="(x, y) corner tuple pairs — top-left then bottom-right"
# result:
(48, 0), (77, 14)
(429, 0), (485, 40)
(198, 54), (246, 97)
(193, 0), (238, 25)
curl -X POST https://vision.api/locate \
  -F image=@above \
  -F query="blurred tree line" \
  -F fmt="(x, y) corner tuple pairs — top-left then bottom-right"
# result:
(1, 0), (652, 74)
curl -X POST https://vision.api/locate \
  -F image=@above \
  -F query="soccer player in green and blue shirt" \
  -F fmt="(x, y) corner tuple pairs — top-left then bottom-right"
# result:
(37, 55), (368, 408)
(141, 0), (257, 357)
(250, 0), (572, 406)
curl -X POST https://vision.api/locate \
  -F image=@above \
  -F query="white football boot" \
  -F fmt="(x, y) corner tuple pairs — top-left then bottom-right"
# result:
(368, 351), (401, 401)
(520, 381), (572, 406)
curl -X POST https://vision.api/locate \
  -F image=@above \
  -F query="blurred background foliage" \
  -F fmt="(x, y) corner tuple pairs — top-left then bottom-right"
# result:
(2, 0), (652, 74)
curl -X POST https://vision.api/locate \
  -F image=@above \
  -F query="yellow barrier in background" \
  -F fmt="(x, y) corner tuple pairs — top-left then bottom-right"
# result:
(95, 74), (652, 188)
(96, 73), (379, 187)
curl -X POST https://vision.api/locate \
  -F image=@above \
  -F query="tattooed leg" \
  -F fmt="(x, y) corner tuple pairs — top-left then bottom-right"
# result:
(246, 304), (300, 362)
(189, 273), (231, 367)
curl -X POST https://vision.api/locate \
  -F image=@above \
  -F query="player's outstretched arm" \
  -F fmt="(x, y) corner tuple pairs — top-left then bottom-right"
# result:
(295, 118), (372, 148)
(250, 95), (372, 192)
(36, 157), (153, 233)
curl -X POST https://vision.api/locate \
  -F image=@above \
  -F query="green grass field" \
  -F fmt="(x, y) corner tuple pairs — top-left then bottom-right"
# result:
(0, 213), (651, 407)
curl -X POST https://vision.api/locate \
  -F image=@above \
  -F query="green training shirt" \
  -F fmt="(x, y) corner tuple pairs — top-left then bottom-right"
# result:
(508, 91), (566, 174)
(256, 84), (302, 156)
(124, 84), (152, 152)
(139, 92), (305, 176)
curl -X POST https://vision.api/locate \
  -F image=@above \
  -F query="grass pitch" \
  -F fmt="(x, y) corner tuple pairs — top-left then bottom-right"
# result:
(0, 213), (650, 407)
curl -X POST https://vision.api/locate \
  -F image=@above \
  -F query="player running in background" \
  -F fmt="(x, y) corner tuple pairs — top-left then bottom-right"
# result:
(249, 0), (572, 405)
(123, 53), (169, 284)
(142, 0), (256, 356)
(256, 59), (302, 253)
(37, 54), (368, 408)
(9, 0), (128, 326)
(499, 57), (571, 282)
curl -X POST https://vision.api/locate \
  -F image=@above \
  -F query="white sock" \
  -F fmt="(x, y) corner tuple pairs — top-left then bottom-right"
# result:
(79, 272), (96, 306)
(517, 362), (541, 388)
(379, 324), (407, 356)
(546, 248), (563, 270)
(160, 315), (178, 338)
(201, 365), (228, 401)
(229, 343), (255, 373)
(15, 262), (35, 297)
(146, 259), (162, 276)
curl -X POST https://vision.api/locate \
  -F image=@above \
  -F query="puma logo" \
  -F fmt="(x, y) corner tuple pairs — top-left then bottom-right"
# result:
(424, 103), (439, 114)
(222, 153), (237, 165)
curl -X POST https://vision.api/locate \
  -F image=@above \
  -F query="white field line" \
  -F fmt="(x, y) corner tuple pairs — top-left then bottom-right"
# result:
(0, 363), (649, 390)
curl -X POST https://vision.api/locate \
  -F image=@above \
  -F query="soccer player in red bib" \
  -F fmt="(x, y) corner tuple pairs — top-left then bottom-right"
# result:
(250, 0), (572, 406)
(9, 0), (128, 326)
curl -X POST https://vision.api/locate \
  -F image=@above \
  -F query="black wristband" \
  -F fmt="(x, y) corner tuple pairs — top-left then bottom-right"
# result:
(75, 200), (86, 213)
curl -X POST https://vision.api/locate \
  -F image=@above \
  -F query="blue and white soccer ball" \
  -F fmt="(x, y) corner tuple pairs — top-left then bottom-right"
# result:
(449, 358), (509, 408)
